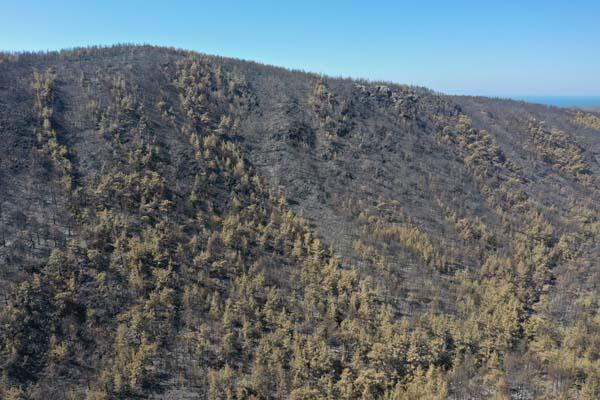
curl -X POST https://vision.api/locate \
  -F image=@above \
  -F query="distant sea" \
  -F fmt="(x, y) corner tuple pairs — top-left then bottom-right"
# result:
(502, 96), (600, 109)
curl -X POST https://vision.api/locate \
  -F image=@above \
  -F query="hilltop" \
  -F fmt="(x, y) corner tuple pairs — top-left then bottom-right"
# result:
(0, 45), (599, 399)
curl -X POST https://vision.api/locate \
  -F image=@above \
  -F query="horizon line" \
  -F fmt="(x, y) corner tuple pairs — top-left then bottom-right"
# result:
(2, 43), (600, 100)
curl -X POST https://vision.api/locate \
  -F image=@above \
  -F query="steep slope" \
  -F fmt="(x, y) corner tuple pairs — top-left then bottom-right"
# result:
(0, 45), (599, 399)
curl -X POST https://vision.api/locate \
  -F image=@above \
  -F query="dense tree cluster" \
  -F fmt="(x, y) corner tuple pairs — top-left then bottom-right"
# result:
(574, 110), (600, 130)
(527, 119), (592, 183)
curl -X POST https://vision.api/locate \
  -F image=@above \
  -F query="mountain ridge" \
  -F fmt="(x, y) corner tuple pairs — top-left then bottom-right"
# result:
(0, 44), (599, 399)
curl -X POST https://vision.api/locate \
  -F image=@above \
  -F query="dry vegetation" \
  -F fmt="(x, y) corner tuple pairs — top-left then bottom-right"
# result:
(0, 45), (599, 399)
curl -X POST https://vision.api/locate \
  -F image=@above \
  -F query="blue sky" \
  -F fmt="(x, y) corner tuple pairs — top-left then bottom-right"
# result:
(1, 1), (599, 96)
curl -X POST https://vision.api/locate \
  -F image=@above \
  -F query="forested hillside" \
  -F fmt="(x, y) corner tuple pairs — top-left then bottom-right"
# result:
(0, 45), (599, 399)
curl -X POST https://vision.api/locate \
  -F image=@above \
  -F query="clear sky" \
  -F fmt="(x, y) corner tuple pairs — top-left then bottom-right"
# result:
(1, 1), (599, 96)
